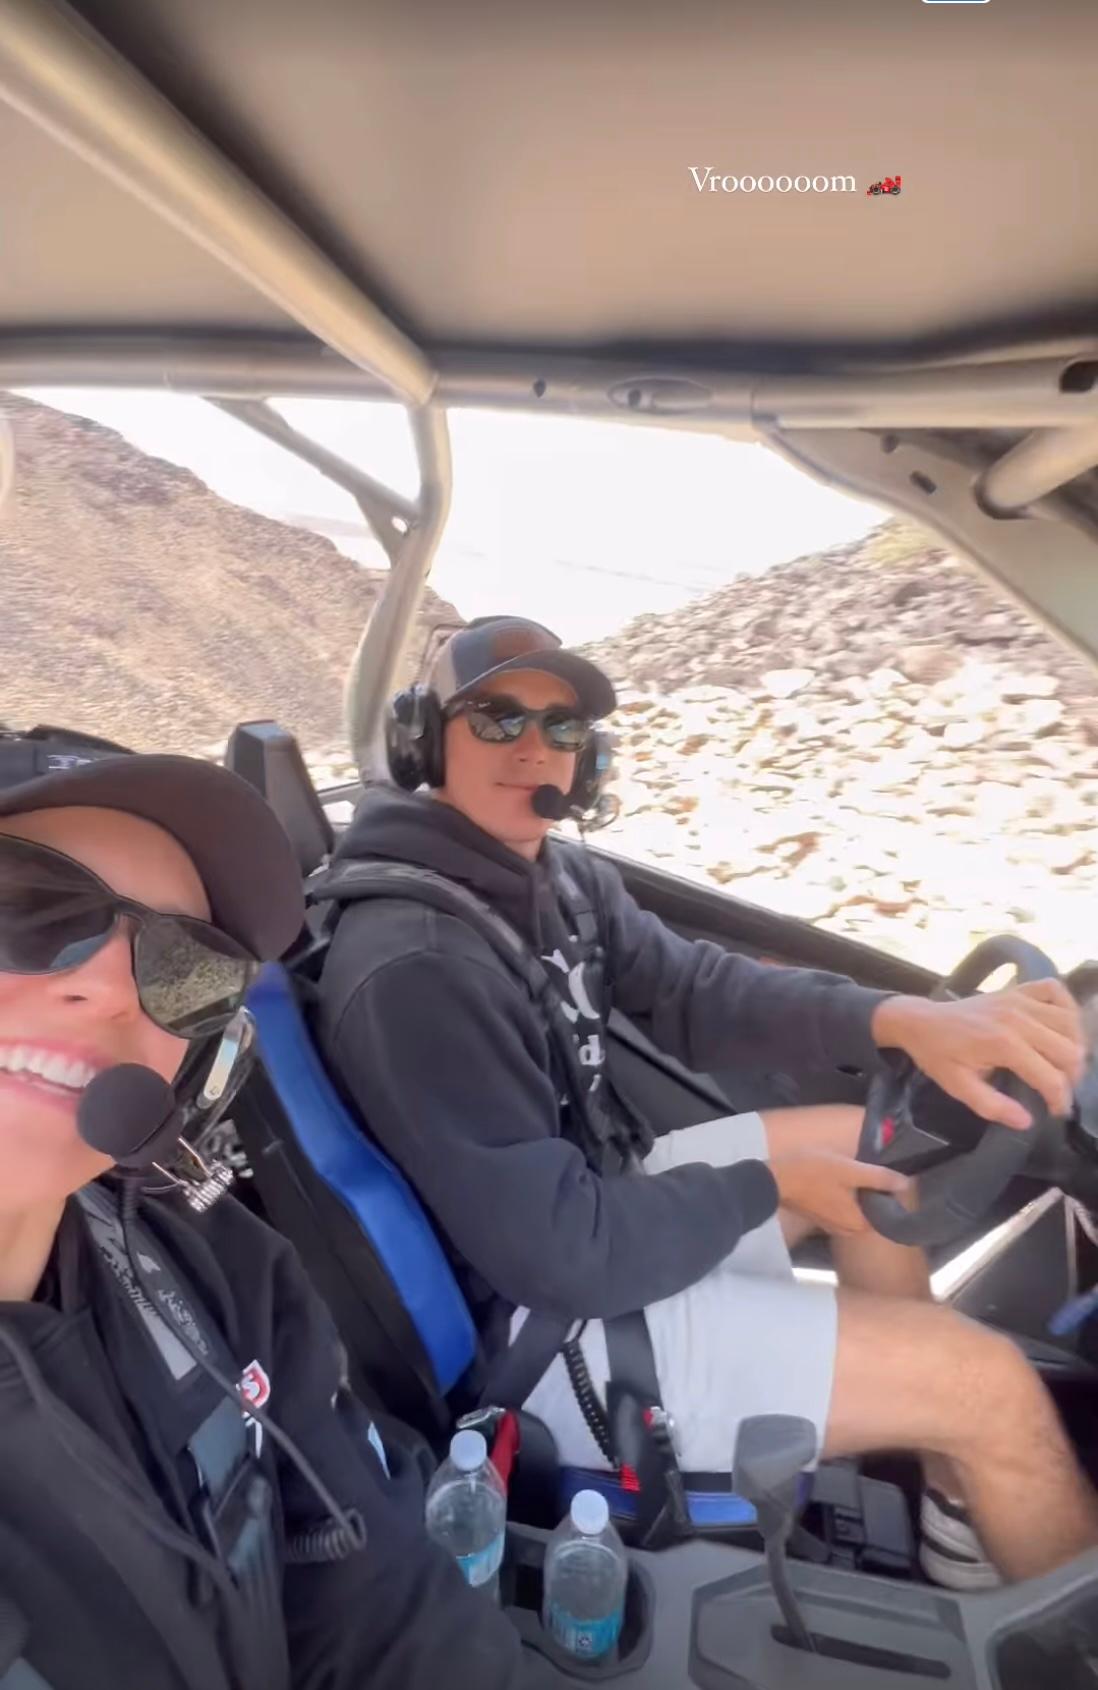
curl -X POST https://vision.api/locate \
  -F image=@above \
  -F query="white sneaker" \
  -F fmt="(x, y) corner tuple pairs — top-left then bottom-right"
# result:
(919, 1489), (1002, 1593)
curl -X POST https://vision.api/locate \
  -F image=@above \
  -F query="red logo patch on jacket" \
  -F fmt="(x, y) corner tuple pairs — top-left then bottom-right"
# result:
(239, 1359), (272, 1456)
(240, 1359), (271, 1412)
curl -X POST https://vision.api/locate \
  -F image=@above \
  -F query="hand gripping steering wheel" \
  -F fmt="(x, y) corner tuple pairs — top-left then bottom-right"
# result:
(857, 936), (1060, 1248)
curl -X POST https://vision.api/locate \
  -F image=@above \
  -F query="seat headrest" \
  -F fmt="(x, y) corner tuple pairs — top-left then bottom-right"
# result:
(225, 721), (334, 876)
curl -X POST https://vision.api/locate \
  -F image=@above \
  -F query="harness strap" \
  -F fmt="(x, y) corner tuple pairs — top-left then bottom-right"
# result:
(476, 1310), (573, 1413)
(550, 850), (655, 1161)
(309, 860), (630, 1167)
(75, 1184), (290, 1690)
(482, 1304), (693, 1547)
(77, 1184), (251, 1516)
(604, 1311), (691, 1548)
(552, 859), (601, 955)
(603, 1311), (661, 1413)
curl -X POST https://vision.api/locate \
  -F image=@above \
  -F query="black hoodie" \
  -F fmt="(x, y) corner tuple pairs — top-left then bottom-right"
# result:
(0, 1185), (553, 1690)
(317, 789), (891, 1358)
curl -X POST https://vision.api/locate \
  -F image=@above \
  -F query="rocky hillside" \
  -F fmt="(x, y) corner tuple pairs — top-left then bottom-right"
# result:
(3, 392), (1096, 976)
(579, 525), (1098, 973)
(0, 394), (458, 754)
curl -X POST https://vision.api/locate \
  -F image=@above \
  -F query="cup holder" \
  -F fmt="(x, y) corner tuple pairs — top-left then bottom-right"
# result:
(502, 1527), (655, 1680)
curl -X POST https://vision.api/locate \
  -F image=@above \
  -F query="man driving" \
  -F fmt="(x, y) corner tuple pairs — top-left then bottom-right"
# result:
(319, 615), (1098, 1592)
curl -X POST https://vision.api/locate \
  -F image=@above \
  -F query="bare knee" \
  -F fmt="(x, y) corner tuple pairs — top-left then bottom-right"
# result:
(761, 1103), (863, 1160)
(928, 1318), (1081, 1503)
(824, 1292), (1048, 1464)
(928, 1313), (1037, 1424)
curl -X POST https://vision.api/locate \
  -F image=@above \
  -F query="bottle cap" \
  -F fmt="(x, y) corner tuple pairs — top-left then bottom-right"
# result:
(450, 1429), (488, 1472)
(571, 1489), (610, 1536)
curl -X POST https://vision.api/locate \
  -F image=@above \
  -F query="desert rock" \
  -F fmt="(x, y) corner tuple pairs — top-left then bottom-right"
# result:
(578, 522), (1098, 974)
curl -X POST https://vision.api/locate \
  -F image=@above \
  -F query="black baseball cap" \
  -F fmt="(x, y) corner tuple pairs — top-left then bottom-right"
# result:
(430, 617), (616, 719)
(0, 727), (304, 960)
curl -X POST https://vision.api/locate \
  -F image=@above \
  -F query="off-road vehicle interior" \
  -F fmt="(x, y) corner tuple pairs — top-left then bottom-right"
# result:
(2, 0), (1098, 1683)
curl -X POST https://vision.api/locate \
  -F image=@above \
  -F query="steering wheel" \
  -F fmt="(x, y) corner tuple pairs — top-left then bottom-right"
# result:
(858, 936), (1060, 1248)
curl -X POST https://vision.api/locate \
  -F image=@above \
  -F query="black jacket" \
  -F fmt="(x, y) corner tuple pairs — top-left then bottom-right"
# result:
(317, 788), (890, 1352)
(0, 1184), (551, 1690)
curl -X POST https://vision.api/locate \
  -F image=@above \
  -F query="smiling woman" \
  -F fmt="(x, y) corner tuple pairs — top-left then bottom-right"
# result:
(0, 728), (304, 1224)
(0, 726), (549, 1690)
(0, 809), (216, 1227)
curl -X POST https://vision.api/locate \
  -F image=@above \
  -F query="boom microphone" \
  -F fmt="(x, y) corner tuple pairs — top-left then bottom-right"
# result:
(532, 783), (572, 821)
(77, 1064), (179, 1168)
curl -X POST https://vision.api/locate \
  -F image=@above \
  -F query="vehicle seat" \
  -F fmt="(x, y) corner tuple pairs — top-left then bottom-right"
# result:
(246, 963), (478, 1406)
(226, 721), (809, 1537)
(225, 719), (334, 876)
(243, 961), (811, 1536)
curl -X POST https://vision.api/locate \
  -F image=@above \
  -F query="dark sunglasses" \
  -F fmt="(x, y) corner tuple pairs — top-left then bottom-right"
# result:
(0, 836), (258, 1040)
(446, 695), (592, 753)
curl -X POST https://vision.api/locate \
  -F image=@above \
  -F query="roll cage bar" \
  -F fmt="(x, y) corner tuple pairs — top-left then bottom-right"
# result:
(1, 0), (1097, 781)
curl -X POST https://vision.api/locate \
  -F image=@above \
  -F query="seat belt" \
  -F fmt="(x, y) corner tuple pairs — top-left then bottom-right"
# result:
(312, 860), (689, 1531)
(309, 860), (633, 1170)
(484, 1307), (691, 1548)
(75, 1184), (290, 1690)
(310, 859), (631, 1406)
(549, 852), (656, 1161)
(476, 1310), (573, 1413)
(603, 1311), (691, 1549)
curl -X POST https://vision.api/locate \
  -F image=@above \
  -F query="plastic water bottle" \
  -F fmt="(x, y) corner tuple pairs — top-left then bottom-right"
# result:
(425, 1429), (507, 1602)
(543, 1490), (628, 1661)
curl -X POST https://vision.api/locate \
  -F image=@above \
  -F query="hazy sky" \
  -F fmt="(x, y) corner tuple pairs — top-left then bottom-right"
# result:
(23, 389), (886, 643)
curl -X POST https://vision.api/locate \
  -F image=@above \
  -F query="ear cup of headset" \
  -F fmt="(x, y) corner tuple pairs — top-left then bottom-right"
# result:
(385, 687), (447, 790)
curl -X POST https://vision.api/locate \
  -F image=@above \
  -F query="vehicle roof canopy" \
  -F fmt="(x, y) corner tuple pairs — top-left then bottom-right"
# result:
(1, 0), (1096, 744)
(0, 0), (1094, 368)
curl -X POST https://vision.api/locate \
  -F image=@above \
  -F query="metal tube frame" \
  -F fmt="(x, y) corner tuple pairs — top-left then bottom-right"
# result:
(208, 397), (416, 565)
(977, 423), (1098, 515)
(3, 0), (1098, 773)
(207, 395), (451, 777)
(6, 335), (1098, 432)
(205, 399), (450, 779)
(0, 0), (433, 408)
(10, 332), (1098, 509)
(0, 0), (449, 773)
(342, 405), (453, 781)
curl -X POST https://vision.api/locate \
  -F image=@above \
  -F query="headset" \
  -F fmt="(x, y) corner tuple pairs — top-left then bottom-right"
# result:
(1, 726), (259, 1192)
(385, 683), (616, 824)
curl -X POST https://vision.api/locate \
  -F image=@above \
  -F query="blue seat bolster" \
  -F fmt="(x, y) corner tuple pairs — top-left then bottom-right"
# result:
(248, 964), (478, 1394)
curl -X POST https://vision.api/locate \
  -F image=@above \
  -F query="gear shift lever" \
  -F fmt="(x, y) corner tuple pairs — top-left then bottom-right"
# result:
(733, 1414), (818, 1654)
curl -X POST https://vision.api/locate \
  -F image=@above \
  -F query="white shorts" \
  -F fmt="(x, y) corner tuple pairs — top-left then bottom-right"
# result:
(516, 1114), (838, 1474)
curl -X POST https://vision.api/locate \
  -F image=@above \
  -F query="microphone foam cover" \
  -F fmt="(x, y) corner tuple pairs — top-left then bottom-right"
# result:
(532, 784), (571, 821)
(77, 1064), (176, 1161)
